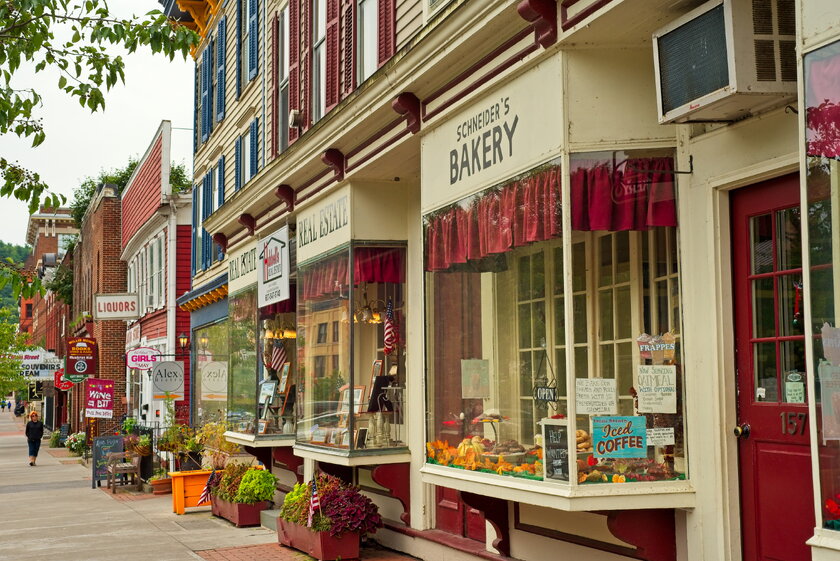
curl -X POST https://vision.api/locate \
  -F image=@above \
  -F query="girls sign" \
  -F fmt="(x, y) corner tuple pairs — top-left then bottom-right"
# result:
(592, 416), (647, 458)
(85, 378), (114, 419)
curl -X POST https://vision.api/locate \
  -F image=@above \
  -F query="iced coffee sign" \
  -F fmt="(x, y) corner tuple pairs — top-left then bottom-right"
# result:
(421, 56), (562, 212)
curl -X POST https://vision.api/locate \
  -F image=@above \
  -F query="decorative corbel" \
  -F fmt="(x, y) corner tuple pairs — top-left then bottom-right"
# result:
(517, 0), (558, 48)
(321, 149), (345, 182)
(392, 93), (421, 134)
(212, 233), (228, 253)
(274, 184), (295, 212)
(238, 214), (256, 236)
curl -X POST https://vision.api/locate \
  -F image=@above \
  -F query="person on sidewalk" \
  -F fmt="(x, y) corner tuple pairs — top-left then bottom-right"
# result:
(25, 411), (44, 466)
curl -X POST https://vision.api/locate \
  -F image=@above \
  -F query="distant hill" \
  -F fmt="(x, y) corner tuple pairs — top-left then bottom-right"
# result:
(0, 241), (31, 320)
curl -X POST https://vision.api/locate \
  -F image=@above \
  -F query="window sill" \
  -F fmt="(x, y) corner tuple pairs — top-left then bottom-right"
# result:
(224, 431), (295, 448)
(420, 464), (695, 512)
(808, 528), (840, 554)
(293, 443), (412, 466)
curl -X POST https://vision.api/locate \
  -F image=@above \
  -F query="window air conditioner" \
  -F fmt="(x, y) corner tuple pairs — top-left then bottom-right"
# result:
(653, 0), (796, 124)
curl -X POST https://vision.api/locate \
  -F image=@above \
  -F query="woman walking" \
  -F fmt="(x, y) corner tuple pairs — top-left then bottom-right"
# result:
(25, 411), (44, 466)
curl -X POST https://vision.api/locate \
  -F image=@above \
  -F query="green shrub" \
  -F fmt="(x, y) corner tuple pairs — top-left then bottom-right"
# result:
(48, 431), (62, 448)
(235, 469), (278, 504)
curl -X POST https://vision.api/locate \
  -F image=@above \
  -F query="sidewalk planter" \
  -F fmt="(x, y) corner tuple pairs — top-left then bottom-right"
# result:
(210, 496), (270, 527)
(169, 469), (212, 514)
(277, 520), (361, 561)
(150, 478), (172, 495)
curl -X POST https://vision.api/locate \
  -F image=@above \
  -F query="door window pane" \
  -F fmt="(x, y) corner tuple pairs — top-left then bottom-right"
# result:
(754, 341), (778, 402)
(752, 213), (773, 274)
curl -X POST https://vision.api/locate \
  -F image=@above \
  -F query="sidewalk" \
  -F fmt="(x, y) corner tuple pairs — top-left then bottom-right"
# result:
(0, 411), (418, 561)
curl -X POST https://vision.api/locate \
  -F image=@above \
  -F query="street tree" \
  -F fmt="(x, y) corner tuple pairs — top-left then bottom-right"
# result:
(0, 307), (32, 397)
(0, 0), (199, 298)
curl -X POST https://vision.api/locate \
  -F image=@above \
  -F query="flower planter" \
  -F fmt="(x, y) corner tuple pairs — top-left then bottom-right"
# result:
(168, 469), (212, 514)
(210, 496), (270, 527)
(277, 519), (360, 561)
(150, 478), (172, 495)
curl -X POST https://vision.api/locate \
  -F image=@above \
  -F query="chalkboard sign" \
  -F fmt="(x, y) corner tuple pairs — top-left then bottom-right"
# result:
(91, 435), (123, 488)
(58, 423), (70, 446)
(540, 419), (569, 482)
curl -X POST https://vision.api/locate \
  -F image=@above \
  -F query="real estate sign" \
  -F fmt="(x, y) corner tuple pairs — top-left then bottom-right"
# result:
(257, 225), (291, 307)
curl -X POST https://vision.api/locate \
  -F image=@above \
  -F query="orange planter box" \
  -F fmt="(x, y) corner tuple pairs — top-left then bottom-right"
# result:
(169, 470), (212, 514)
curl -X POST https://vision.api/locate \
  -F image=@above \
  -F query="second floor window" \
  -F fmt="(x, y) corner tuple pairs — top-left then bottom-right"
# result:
(277, 6), (290, 152)
(358, 0), (378, 82)
(312, 0), (327, 123)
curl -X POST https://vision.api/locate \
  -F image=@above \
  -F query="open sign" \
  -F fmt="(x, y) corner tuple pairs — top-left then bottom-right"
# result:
(125, 347), (161, 370)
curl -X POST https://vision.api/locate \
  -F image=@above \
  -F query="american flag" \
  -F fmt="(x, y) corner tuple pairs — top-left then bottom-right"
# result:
(383, 298), (399, 356)
(198, 469), (215, 505)
(307, 476), (321, 527)
(271, 339), (286, 372)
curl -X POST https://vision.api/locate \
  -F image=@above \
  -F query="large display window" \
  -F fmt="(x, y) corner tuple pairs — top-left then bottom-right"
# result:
(257, 298), (297, 437)
(424, 153), (687, 488)
(804, 40), (840, 532)
(227, 287), (259, 433)
(296, 244), (407, 456)
(193, 319), (229, 424)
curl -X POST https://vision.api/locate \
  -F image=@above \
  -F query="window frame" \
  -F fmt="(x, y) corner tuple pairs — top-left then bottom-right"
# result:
(312, 0), (327, 123)
(240, 0), (251, 88)
(277, 7), (290, 153)
(357, 0), (378, 83)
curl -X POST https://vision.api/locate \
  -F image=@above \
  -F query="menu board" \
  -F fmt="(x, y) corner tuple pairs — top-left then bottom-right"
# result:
(540, 419), (569, 482)
(91, 435), (124, 488)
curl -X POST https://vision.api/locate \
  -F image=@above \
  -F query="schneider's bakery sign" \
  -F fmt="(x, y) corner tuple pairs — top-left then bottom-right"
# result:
(421, 56), (562, 212)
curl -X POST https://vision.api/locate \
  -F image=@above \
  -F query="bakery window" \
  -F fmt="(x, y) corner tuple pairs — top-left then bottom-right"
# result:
(294, 244), (409, 464)
(423, 153), (690, 502)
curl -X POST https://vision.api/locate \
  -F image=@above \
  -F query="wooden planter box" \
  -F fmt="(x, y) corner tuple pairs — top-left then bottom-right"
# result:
(168, 469), (212, 514)
(277, 519), (360, 561)
(210, 496), (270, 527)
(150, 478), (172, 495)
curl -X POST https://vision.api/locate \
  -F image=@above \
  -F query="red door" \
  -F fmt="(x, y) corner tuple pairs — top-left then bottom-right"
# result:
(731, 174), (815, 561)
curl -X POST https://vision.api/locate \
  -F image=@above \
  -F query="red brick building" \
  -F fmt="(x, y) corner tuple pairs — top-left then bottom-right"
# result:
(121, 121), (193, 426)
(71, 185), (127, 434)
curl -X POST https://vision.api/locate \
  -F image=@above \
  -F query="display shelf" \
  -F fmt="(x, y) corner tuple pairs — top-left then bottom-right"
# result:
(224, 430), (295, 448)
(293, 442), (411, 466)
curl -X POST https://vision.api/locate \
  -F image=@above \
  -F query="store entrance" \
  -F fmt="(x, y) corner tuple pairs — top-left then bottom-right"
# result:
(731, 173), (814, 560)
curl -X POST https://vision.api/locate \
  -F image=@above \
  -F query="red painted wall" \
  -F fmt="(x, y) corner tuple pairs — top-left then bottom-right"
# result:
(121, 136), (163, 248)
(176, 224), (192, 424)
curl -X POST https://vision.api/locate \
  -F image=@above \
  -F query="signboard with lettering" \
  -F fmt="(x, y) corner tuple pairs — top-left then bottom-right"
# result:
(646, 427), (675, 447)
(54, 369), (74, 391)
(85, 378), (114, 418)
(152, 361), (185, 400)
(421, 56), (562, 213)
(125, 346), (161, 371)
(66, 338), (97, 382)
(540, 419), (569, 482)
(575, 378), (617, 415)
(2, 348), (62, 380)
(91, 435), (123, 488)
(296, 186), (352, 263)
(592, 416), (647, 459)
(636, 365), (677, 413)
(258, 225), (291, 307)
(126, 323), (141, 349)
(93, 293), (139, 320)
(200, 361), (228, 401)
(228, 240), (259, 293)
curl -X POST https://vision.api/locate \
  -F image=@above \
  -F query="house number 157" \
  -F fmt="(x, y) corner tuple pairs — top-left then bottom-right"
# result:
(780, 411), (807, 435)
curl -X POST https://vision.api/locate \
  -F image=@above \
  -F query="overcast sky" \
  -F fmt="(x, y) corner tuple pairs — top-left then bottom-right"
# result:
(0, 1), (194, 246)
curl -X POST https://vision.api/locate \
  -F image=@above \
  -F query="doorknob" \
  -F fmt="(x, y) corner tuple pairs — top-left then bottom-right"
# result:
(733, 423), (751, 439)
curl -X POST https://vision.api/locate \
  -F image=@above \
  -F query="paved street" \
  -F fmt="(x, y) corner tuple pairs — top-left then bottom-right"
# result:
(0, 411), (416, 561)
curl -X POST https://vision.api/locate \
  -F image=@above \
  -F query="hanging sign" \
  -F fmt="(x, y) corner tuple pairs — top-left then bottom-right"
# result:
(93, 293), (139, 320)
(258, 226), (291, 307)
(576, 378), (617, 415)
(228, 240), (258, 293)
(54, 369), (74, 391)
(125, 346), (161, 371)
(7, 348), (62, 380)
(200, 361), (228, 401)
(151, 361), (185, 400)
(636, 365), (677, 413)
(592, 416), (647, 458)
(126, 323), (141, 349)
(66, 338), (97, 382)
(85, 378), (114, 418)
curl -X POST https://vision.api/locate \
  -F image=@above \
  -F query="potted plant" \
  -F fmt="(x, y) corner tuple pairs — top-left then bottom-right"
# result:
(178, 433), (203, 470)
(149, 467), (172, 495)
(277, 473), (383, 561)
(65, 432), (88, 457)
(195, 420), (242, 469)
(209, 464), (277, 527)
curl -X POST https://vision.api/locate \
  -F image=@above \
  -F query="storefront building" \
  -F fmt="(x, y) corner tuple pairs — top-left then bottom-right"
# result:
(121, 121), (194, 426)
(166, 0), (840, 559)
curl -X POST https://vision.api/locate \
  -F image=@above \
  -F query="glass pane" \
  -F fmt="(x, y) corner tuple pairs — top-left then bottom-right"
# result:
(533, 251), (545, 299)
(574, 346), (589, 378)
(573, 294), (588, 344)
(518, 304), (531, 348)
(656, 279), (668, 332)
(656, 227), (668, 277)
(669, 227), (679, 275)
(554, 296), (565, 346)
(228, 287), (259, 432)
(599, 236), (613, 287)
(670, 278), (681, 335)
(600, 344), (615, 378)
(616, 285), (632, 339)
(599, 289), (614, 340)
(519, 352), (533, 395)
(778, 274), (804, 337)
(518, 255), (530, 300)
(572, 242), (586, 292)
(776, 206), (802, 271)
(751, 213), (773, 274)
(554, 348), (567, 397)
(754, 341), (778, 402)
(533, 302), (546, 348)
(616, 342), (633, 395)
(553, 246), (564, 296)
(753, 277), (776, 339)
(615, 231), (630, 283)
(780, 339), (806, 404)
